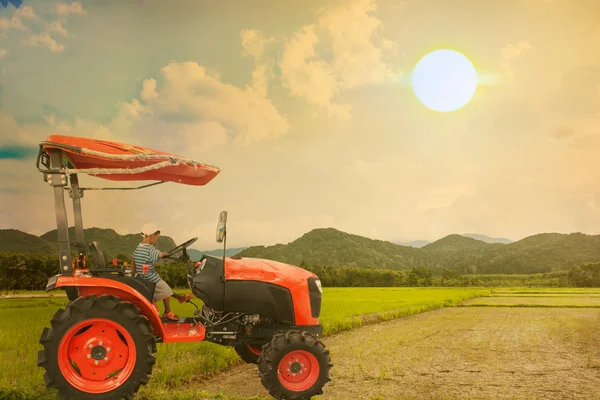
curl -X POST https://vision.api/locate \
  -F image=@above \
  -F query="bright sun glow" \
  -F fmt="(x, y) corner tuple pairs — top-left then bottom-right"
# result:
(411, 49), (478, 112)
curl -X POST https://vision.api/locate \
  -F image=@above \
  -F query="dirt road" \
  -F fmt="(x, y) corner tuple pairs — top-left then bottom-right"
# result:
(199, 307), (600, 399)
(0, 293), (66, 299)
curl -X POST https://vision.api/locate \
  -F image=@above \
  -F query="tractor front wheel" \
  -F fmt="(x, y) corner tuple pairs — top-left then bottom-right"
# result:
(258, 330), (332, 400)
(234, 342), (267, 364)
(38, 294), (157, 400)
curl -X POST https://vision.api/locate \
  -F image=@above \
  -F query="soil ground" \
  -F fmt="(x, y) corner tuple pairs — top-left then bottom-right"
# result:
(199, 306), (600, 399)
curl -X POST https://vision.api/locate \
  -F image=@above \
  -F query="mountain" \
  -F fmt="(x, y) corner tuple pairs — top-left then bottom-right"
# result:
(237, 228), (600, 275)
(4, 226), (600, 276)
(422, 234), (492, 253)
(395, 240), (431, 248)
(239, 228), (429, 270)
(461, 233), (513, 244)
(39, 227), (177, 259)
(0, 229), (56, 254)
(186, 247), (246, 261)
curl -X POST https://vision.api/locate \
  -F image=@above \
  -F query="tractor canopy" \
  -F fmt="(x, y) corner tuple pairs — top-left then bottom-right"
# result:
(38, 134), (220, 186)
(36, 134), (220, 280)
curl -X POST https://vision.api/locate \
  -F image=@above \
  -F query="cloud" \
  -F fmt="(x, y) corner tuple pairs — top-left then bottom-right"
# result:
(0, 112), (44, 148)
(240, 29), (274, 58)
(279, 25), (349, 120)
(10, 54), (289, 154)
(0, 5), (36, 32)
(47, 20), (68, 36)
(501, 40), (533, 60)
(0, 15), (25, 30)
(140, 78), (159, 102)
(56, 2), (86, 16)
(22, 32), (64, 53)
(317, 0), (397, 88)
(142, 61), (290, 147)
(278, 0), (397, 121)
(15, 5), (37, 19)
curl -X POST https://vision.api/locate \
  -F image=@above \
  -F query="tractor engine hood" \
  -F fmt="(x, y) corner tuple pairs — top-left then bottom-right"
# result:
(224, 257), (317, 285)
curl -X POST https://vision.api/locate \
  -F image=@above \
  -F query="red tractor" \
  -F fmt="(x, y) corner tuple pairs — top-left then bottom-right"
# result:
(35, 135), (332, 400)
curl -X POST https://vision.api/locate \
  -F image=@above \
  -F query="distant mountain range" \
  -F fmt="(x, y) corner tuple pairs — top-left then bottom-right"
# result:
(237, 228), (600, 275)
(187, 247), (246, 261)
(0, 227), (245, 262)
(2, 227), (598, 275)
(396, 233), (513, 248)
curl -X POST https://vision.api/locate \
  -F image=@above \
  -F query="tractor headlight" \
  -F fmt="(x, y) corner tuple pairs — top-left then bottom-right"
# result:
(307, 277), (322, 319)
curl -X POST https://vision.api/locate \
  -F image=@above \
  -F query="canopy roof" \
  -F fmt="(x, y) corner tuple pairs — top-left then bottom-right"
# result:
(39, 135), (220, 186)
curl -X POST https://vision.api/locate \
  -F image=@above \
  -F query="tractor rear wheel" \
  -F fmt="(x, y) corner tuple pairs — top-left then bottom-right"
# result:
(234, 342), (266, 364)
(258, 330), (332, 400)
(38, 294), (157, 400)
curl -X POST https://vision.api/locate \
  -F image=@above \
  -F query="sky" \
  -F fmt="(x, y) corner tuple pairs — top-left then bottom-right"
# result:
(1, 0), (599, 250)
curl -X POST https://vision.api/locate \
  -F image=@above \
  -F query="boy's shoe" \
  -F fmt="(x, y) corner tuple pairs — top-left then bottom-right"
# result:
(179, 293), (193, 304)
(163, 311), (179, 321)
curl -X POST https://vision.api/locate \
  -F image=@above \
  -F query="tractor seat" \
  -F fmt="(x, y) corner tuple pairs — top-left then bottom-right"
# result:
(87, 241), (156, 303)
(89, 241), (110, 269)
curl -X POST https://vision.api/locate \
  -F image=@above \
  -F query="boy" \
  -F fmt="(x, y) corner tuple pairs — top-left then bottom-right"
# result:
(132, 223), (192, 321)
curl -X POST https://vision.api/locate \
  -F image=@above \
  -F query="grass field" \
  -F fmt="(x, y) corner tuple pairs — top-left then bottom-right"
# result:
(0, 287), (488, 400)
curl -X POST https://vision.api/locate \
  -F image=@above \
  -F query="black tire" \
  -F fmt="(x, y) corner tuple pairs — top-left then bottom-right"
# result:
(258, 330), (332, 400)
(234, 342), (266, 364)
(38, 294), (157, 400)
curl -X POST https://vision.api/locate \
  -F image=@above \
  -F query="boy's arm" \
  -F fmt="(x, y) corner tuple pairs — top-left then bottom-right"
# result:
(151, 247), (169, 260)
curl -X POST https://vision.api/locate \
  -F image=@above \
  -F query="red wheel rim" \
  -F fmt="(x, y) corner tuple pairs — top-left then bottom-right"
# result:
(248, 344), (262, 356)
(58, 318), (137, 394)
(277, 350), (320, 391)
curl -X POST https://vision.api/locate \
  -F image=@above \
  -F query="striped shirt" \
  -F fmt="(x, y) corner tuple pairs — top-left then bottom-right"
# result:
(132, 243), (162, 283)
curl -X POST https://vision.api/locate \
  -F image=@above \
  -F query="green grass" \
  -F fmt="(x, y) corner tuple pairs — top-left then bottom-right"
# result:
(0, 287), (487, 399)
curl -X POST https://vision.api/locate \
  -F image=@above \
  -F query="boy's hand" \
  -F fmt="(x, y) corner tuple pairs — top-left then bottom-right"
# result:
(159, 252), (169, 258)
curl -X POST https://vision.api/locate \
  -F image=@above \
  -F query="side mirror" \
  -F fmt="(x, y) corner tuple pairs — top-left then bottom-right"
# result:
(216, 211), (228, 243)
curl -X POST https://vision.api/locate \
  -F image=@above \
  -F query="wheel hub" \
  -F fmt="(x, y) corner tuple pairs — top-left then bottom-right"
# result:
(91, 346), (107, 360)
(290, 362), (302, 373)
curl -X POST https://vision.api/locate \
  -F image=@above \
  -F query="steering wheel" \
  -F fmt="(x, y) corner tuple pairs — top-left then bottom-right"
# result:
(164, 237), (198, 258)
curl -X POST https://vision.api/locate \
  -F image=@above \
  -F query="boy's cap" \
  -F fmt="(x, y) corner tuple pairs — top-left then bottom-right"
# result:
(141, 223), (161, 237)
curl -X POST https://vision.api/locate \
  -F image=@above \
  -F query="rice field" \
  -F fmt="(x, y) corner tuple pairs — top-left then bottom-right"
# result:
(0, 287), (488, 400)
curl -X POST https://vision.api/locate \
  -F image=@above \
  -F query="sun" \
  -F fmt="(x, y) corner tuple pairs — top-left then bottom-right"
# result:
(411, 49), (478, 112)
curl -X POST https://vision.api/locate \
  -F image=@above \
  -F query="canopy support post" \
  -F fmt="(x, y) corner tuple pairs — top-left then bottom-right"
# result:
(69, 174), (86, 269)
(47, 149), (73, 277)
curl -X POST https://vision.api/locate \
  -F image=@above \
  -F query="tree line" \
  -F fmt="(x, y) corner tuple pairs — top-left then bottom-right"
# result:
(2, 252), (599, 292)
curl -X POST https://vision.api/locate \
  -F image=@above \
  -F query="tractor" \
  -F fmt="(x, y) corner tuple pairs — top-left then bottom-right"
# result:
(35, 135), (332, 400)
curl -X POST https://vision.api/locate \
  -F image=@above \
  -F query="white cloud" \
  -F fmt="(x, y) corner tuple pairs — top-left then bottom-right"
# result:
(0, 112), (44, 147)
(140, 78), (159, 102)
(279, 25), (351, 121)
(47, 21), (68, 36)
(240, 29), (274, 58)
(278, 0), (397, 120)
(317, 0), (397, 88)
(23, 32), (64, 53)
(502, 40), (533, 60)
(23, 54), (289, 153)
(56, 2), (87, 16)
(146, 61), (290, 147)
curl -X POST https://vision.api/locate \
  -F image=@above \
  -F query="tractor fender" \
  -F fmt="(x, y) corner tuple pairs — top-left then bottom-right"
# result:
(49, 275), (165, 339)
